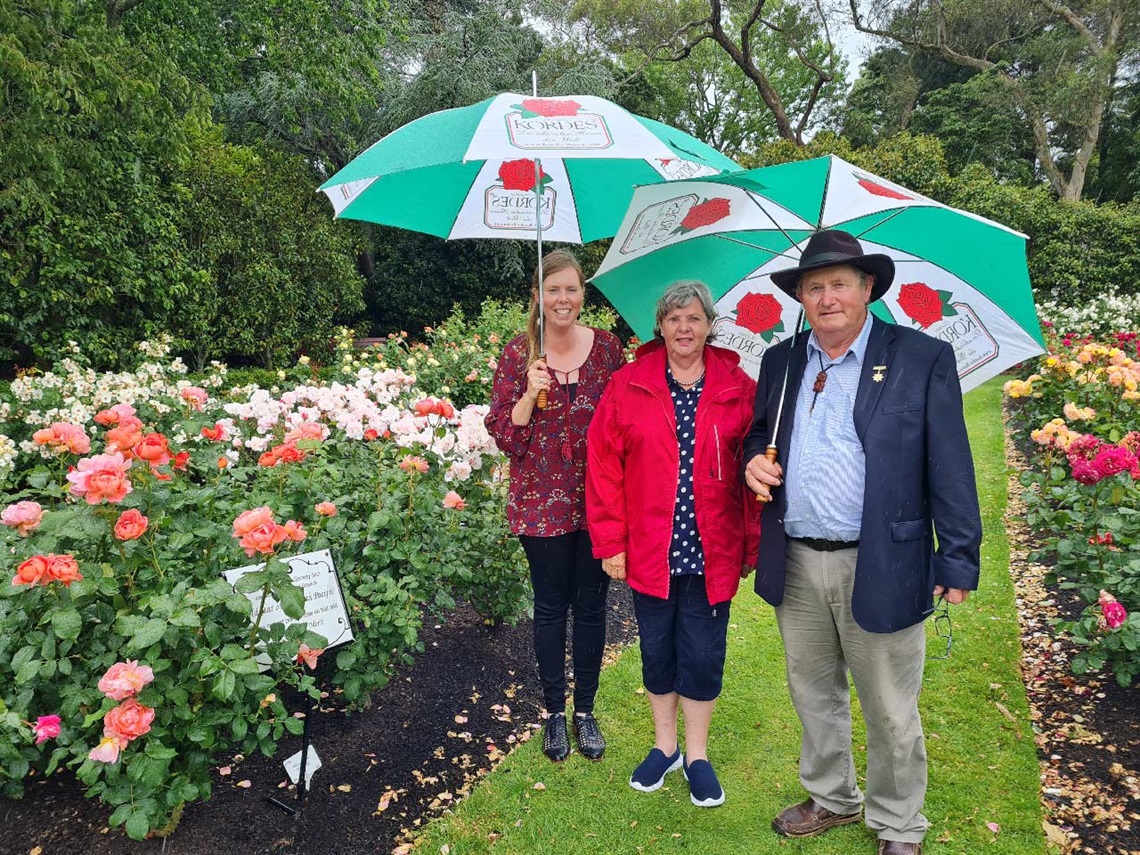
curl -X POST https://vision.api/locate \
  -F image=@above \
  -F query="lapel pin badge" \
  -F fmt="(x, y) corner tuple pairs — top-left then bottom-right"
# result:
(872, 365), (887, 383)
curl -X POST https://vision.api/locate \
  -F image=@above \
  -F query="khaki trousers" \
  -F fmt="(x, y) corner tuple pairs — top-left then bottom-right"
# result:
(775, 540), (929, 844)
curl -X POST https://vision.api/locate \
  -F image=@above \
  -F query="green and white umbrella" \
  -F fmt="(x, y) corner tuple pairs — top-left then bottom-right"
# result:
(592, 155), (1045, 391)
(318, 93), (740, 243)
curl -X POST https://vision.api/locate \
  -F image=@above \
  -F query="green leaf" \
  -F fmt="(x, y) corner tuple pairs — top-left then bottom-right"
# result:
(125, 809), (150, 840)
(129, 618), (167, 650)
(51, 607), (82, 642)
(277, 583), (306, 620)
(15, 659), (41, 684)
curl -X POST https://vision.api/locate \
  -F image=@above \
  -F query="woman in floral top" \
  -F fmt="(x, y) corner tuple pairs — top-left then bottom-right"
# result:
(485, 250), (625, 763)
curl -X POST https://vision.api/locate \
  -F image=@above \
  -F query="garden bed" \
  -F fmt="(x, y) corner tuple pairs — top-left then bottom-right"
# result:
(0, 584), (637, 855)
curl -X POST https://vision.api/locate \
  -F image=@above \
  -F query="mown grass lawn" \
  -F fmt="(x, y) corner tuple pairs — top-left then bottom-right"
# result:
(416, 377), (1047, 855)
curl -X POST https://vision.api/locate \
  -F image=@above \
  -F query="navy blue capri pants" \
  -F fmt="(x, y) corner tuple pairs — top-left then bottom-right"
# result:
(631, 574), (731, 702)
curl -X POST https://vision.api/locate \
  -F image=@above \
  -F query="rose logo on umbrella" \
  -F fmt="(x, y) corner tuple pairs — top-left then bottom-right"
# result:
(898, 282), (958, 328)
(512, 98), (582, 118)
(672, 197), (731, 235)
(855, 173), (912, 201)
(734, 292), (784, 342)
(497, 159), (552, 193)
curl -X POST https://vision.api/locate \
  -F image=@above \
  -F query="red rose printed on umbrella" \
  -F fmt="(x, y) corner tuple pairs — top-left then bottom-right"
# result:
(515, 98), (582, 118)
(897, 282), (957, 328)
(855, 174), (912, 201)
(734, 292), (785, 342)
(497, 159), (552, 193)
(673, 197), (731, 235)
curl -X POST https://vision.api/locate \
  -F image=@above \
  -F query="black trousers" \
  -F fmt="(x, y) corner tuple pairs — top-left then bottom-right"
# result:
(519, 530), (610, 714)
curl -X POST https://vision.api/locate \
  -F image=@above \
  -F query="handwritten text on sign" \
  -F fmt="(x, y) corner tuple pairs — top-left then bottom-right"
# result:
(223, 549), (354, 649)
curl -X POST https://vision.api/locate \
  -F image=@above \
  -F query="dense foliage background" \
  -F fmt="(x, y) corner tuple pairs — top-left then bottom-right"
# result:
(2, 0), (1138, 371)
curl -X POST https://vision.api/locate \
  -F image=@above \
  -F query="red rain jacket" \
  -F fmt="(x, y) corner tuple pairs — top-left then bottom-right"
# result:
(586, 341), (760, 605)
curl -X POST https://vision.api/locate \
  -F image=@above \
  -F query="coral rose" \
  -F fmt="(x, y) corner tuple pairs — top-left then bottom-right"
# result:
(103, 697), (155, 743)
(32, 714), (62, 745)
(280, 520), (307, 543)
(239, 523), (288, 557)
(442, 491), (467, 510)
(315, 502), (337, 517)
(135, 433), (172, 467)
(104, 417), (144, 455)
(283, 422), (326, 443)
(296, 643), (325, 669)
(398, 455), (429, 474)
(98, 660), (155, 700)
(201, 423), (227, 441)
(13, 555), (49, 586)
(46, 554), (82, 586)
(32, 422), (91, 455)
(66, 451), (133, 504)
(233, 507), (275, 537)
(2, 501), (44, 536)
(362, 429), (379, 441)
(113, 509), (149, 541)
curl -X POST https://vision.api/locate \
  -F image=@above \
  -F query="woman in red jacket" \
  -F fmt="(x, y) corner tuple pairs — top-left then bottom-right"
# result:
(587, 280), (759, 807)
(485, 250), (625, 763)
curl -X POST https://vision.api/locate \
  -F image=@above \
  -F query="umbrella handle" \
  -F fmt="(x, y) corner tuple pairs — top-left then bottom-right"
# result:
(536, 389), (548, 409)
(756, 446), (778, 503)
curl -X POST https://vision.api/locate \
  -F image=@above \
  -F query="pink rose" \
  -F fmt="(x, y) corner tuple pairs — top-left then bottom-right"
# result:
(104, 417), (144, 456)
(180, 386), (208, 410)
(113, 509), (149, 541)
(134, 433), (172, 468)
(98, 660), (155, 700)
(66, 451), (133, 504)
(103, 697), (155, 743)
(32, 714), (61, 745)
(1099, 590), (1128, 630)
(2, 501), (44, 536)
(398, 455), (429, 474)
(283, 421), (327, 443)
(280, 520), (307, 543)
(315, 502), (337, 517)
(88, 735), (123, 764)
(442, 491), (467, 510)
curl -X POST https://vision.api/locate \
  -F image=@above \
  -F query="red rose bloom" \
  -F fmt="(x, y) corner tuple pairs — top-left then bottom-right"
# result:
(735, 292), (783, 335)
(857, 178), (911, 200)
(520, 98), (581, 117)
(897, 282), (944, 328)
(498, 159), (544, 192)
(680, 198), (731, 231)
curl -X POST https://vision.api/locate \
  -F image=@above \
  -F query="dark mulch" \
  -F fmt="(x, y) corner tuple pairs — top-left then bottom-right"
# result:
(0, 586), (638, 855)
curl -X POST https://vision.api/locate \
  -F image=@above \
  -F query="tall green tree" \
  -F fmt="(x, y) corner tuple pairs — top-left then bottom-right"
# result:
(176, 131), (366, 368)
(566, 0), (847, 145)
(0, 0), (204, 368)
(848, 0), (1139, 200)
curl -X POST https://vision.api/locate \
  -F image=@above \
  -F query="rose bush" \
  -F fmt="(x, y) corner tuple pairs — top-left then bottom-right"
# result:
(1005, 322), (1140, 686)
(0, 331), (530, 837)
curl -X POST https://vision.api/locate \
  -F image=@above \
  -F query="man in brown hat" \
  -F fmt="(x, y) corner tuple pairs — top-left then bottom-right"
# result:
(743, 229), (982, 855)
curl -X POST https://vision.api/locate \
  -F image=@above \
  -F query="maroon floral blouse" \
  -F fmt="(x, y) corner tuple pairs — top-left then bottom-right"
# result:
(485, 329), (626, 537)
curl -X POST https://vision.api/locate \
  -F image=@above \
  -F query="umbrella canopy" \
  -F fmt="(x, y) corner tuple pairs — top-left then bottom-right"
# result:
(318, 93), (740, 243)
(591, 155), (1045, 391)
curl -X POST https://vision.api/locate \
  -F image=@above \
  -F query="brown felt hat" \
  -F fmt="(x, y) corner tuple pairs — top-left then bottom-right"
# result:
(770, 230), (895, 302)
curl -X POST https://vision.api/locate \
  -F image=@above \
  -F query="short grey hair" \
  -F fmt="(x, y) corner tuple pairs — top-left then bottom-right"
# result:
(653, 280), (719, 341)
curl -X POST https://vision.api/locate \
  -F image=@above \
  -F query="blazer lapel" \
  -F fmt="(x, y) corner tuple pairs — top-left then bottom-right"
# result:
(854, 317), (897, 442)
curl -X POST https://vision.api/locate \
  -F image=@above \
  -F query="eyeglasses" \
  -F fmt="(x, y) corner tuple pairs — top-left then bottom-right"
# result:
(927, 597), (953, 661)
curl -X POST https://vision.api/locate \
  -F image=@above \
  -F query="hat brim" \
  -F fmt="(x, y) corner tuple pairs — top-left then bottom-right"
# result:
(771, 254), (895, 303)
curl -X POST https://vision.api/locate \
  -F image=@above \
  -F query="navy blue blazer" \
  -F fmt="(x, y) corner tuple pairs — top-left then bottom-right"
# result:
(743, 316), (982, 633)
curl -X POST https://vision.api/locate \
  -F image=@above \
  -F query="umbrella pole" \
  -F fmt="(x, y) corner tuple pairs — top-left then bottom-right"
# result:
(528, 69), (550, 410)
(757, 306), (804, 503)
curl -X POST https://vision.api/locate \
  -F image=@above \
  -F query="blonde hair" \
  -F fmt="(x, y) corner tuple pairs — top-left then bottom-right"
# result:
(526, 250), (585, 361)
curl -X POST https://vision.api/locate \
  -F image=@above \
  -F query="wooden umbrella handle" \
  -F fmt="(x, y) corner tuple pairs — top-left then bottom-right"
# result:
(536, 389), (548, 409)
(756, 446), (778, 503)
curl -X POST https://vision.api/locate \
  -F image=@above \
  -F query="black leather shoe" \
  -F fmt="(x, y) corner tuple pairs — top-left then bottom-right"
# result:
(573, 712), (605, 760)
(542, 713), (570, 762)
(878, 841), (922, 855)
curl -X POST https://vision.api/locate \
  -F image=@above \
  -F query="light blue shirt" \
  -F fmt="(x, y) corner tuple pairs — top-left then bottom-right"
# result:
(783, 313), (873, 541)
